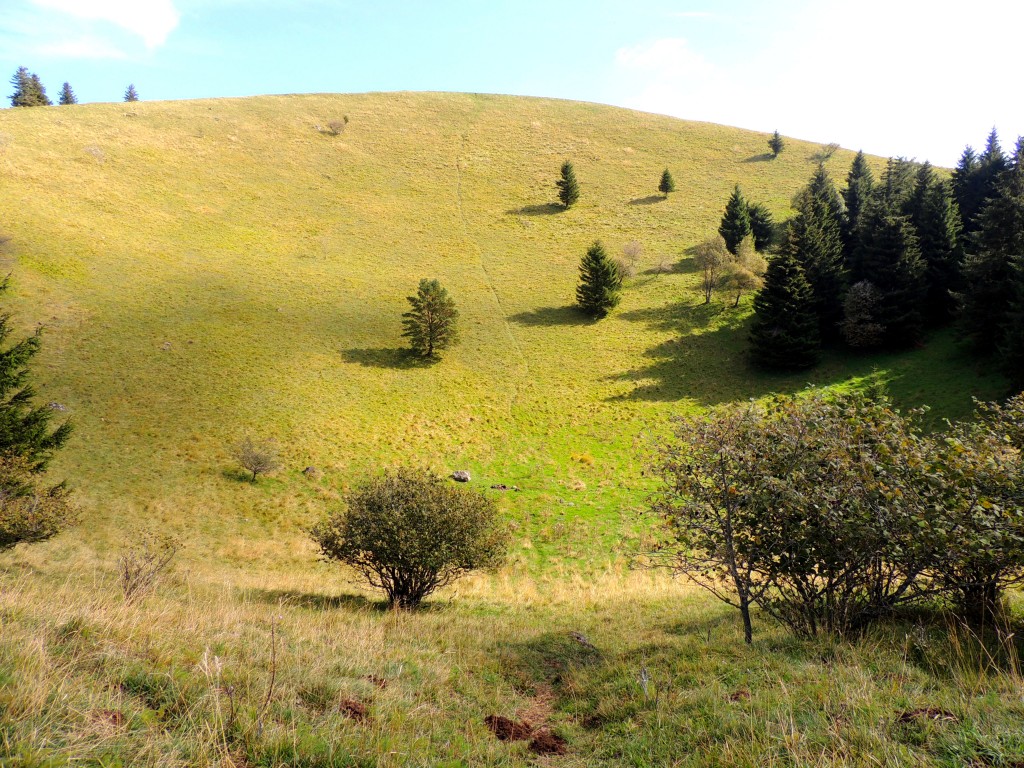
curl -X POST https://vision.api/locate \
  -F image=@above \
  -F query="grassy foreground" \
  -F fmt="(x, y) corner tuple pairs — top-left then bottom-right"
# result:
(0, 93), (1018, 765)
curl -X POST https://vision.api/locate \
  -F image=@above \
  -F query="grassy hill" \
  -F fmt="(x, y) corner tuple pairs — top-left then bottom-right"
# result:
(0, 93), (1017, 766)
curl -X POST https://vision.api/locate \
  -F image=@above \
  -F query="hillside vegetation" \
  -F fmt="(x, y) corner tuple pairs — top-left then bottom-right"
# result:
(0, 93), (1017, 766)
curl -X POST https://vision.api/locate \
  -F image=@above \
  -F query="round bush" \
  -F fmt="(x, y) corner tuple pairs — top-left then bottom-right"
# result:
(310, 468), (507, 608)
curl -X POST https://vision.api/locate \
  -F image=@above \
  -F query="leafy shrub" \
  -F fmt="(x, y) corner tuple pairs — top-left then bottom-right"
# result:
(310, 468), (507, 608)
(647, 390), (945, 640)
(326, 116), (349, 135)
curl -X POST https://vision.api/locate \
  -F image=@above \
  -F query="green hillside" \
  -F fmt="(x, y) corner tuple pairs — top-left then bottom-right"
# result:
(0, 93), (1018, 767)
(0, 92), (1003, 571)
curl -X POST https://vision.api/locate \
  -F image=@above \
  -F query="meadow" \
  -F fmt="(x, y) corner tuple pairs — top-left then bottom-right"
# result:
(0, 92), (1017, 766)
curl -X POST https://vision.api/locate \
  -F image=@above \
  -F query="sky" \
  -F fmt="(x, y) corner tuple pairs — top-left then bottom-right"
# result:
(1, 0), (1022, 167)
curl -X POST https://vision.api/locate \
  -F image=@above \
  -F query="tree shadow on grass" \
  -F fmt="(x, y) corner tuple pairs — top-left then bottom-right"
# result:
(495, 631), (604, 690)
(341, 347), (436, 369)
(507, 203), (563, 216)
(246, 587), (378, 611)
(628, 195), (665, 206)
(509, 306), (594, 327)
(742, 153), (775, 163)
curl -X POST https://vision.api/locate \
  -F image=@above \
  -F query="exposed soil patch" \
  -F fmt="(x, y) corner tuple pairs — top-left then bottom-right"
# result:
(484, 714), (533, 741)
(339, 698), (369, 722)
(529, 730), (568, 755)
(364, 674), (387, 689)
(727, 689), (751, 702)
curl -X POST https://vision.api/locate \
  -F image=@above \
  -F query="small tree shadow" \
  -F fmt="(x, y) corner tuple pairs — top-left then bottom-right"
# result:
(628, 195), (665, 206)
(341, 347), (435, 369)
(509, 306), (594, 327)
(496, 631), (604, 689)
(507, 203), (563, 216)
(222, 467), (254, 483)
(742, 153), (774, 163)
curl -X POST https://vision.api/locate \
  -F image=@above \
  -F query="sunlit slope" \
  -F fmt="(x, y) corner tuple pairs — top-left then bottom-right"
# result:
(0, 92), (1004, 560)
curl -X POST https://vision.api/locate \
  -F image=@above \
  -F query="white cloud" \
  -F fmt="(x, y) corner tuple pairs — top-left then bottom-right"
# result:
(37, 37), (129, 59)
(31, 0), (180, 48)
(615, 38), (713, 79)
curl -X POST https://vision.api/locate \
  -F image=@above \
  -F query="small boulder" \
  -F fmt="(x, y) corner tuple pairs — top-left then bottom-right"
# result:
(451, 470), (471, 483)
(47, 402), (68, 412)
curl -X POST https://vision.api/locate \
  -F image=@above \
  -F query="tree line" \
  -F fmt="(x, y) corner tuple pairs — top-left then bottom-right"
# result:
(9, 66), (139, 106)
(741, 130), (1024, 384)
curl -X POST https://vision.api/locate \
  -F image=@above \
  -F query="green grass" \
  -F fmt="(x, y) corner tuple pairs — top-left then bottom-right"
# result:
(0, 92), (1016, 765)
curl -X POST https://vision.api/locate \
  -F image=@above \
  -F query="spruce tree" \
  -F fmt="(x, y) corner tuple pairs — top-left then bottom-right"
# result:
(748, 251), (820, 369)
(960, 137), (1024, 354)
(747, 202), (775, 252)
(1001, 253), (1024, 388)
(952, 145), (983, 235)
(842, 151), (874, 259)
(556, 161), (579, 209)
(851, 202), (927, 346)
(768, 130), (785, 158)
(907, 163), (963, 324)
(9, 67), (50, 107)
(58, 82), (77, 105)
(0, 277), (72, 470)
(659, 168), (675, 196)
(784, 165), (846, 339)
(124, 84), (139, 102)
(719, 185), (751, 254)
(878, 157), (918, 212)
(401, 279), (460, 358)
(576, 241), (622, 318)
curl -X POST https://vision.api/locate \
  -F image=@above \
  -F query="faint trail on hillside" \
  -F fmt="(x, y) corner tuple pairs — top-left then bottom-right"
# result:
(455, 130), (530, 401)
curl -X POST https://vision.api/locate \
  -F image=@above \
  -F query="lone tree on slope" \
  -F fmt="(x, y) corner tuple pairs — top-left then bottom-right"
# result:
(659, 168), (676, 197)
(556, 161), (580, 209)
(719, 185), (752, 254)
(402, 278), (460, 358)
(58, 82), (77, 105)
(9, 67), (51, 107)
(576, 241), (622, 317)
(769, 130), (785, 158)
(124, 84), (139, 102)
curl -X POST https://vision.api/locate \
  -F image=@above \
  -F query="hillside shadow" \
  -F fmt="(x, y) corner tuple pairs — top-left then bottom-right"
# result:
(509, 306), (594, 327)
(246, 588), (378, 611)
(341, 347), (435, 369)
(628, 195), (665, 206)
(507, 203), (563, 216)
(742, 153), (774, 163)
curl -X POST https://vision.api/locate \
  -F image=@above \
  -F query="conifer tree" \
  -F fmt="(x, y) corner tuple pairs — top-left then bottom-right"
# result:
(768, 130), (785, 158)
(877, 157), (918, 212)
(0, 277), (72, 470)
(959, 138), (1024, 354)
(58, 82), (77, 105)
(576, 241), (622, 317)
(952, 145), (983, 235)
(124, 83), (139, 102)
(842, 150), (874, 258)
(784, 165), (846, 339)
(658, 168), (675, 196)
(718, 185), (751, 254)
(851, 202), (927, 346)
(747, 202), (775, 252)
(401, 279), (460, 358)
(907, 163), (963, 324)
(1001, 254), (1024, 388)
(9, 67), (50, 107)
(556, 161), (579, 209)
(749, 251), (820, 369)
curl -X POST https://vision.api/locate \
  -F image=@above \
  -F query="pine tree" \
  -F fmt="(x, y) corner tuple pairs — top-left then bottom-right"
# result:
(9, 67), (50, 107)
(58, 82), (77, 105)
(907, 163), (963, 324)
(0, 277), (72, 470)
(719, 185), (751, 254)
(124, 84), (139, 102)
(749, 251), (820, 369)
(784, 165), (846, 339)
(747, 202), (775, 252)
(842, 151), (874, 258)
(556, 161), (579, 209)
(576, 241), (622, 318)
(960, 137), (1024, 354)
(851, 202), (927, 346)
(401, 279), (460, 358)
(768, 130), (785, 158)
(658, 168), (675, 196)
